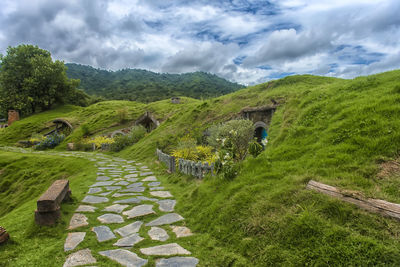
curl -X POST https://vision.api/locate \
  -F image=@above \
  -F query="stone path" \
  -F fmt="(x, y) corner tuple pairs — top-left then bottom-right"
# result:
(60, 152), (199, 267)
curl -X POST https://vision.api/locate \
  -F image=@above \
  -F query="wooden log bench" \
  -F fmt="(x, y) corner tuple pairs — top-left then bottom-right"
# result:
(35, 179), (71, 226)
(307, 180), (400, 221)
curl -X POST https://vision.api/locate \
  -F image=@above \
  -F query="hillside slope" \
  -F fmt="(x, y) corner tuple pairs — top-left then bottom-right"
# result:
(120, 70), (400, 265)
(65, 63), (244, 102)
(1, 70), (400, 265)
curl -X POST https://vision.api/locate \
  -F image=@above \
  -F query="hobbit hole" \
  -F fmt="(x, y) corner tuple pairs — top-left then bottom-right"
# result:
(45, 119), (73, 136)
(135, 111), (160, 132)
(241, 105), (276, 144)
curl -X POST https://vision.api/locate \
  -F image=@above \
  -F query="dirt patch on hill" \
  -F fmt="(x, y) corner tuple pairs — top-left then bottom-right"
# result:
(378, 159), (400, 179)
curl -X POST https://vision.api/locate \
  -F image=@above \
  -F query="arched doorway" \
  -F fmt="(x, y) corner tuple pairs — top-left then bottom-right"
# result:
(135, 111), (160, 132)
(253, 121), (267, 145)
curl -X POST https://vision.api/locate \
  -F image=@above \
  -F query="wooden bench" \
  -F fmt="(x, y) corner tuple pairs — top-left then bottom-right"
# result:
(34, 180), (71, 226)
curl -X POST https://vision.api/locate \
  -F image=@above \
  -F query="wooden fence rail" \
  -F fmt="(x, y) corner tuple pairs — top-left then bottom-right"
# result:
(156, 149), (214, 179)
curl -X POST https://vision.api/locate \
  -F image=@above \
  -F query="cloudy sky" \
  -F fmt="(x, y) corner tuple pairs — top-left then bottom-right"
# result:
(1, 0), (399, 85)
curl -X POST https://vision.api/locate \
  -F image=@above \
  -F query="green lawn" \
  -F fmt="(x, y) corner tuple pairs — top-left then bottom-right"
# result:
(1, 70), (400, 266)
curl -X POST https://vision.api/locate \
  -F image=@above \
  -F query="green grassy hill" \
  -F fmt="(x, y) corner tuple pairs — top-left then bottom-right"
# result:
(0, 150), (97, 266)
(120, 70), (400, 265)
(1, 70), (400, 266)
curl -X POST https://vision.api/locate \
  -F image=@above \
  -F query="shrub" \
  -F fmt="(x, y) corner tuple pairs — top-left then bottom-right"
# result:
(129, 125), (146, 143)
(248, 139), (264, 157)
(171, 136), (217, 165)
(207, 119), (254, 161)
(74, 142), (94, 151)
(207, 119), (254, 179)
(117, 108), (128, 123)
(214, 152), (240, 180)
(109, 125), (147, 152)
(87, 136), (115, 149)
(34, 133), (65, 150)
(109, 135), (132, 152)
(81, 124), (90, 137)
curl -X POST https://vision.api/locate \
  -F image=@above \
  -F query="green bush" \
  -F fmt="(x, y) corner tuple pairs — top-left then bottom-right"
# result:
(81, 124), (90, 137)
(207, 119), (254, 161)
(110, 135), (132, 152)
(207, 119), (253, 179)
(248, 139), (263, 157)
(109, 126), (146, 152)
(117, 108), (128, 123)
(129, 125), (146, 143)
(74, 142), (94, 151)
(34, 133), (65, 150)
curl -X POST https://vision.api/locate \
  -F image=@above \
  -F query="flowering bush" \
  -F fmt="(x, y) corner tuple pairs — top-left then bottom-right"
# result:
(87, 136), (115, 149)
(207, 119), (254, 179)
(208, 119), (254, 161)
(171, 136), (216, 165)
(34, 133), (65, 150)
(248, 139), (264, 157)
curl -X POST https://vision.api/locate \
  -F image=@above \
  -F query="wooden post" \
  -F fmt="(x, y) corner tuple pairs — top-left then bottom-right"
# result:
(307, 180), (400, 221)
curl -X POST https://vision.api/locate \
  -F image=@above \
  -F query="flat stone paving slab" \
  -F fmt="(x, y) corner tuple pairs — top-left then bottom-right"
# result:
(114, 221), (143, 237)
(76, 205), (97, 213)
(88, 188), (102, 194)
(114, 233), (144, 247)
(150, 191), (173, 198)
(120, 187), (145, 193)
(103, 204), (129, 213)
(140, 172), (154, 176)
(140, 243), (191, 256)
(99, 191), (112, 196)
(98, 214), (124, 224)
(90, 181), (115, 187)
(171, 226), (193, 238)
(114, 181), (129, 186)
(113, 193), (140, 198)
(146, 213), (184, 226)
(142, 176), (157, 181)
(114, 197), (141, 204)
(105, 186), (122, 191)
(148, 227), (169, 241)
(123, 204), (155, 219)
(156, 257), (199, 267)
(68, 213), (89, 230)
(137, 196), (158, 202)
(125, 174), (138, 179)
(92, 226), (116, 242)
(64, 232), (86, 251)
(127, 182), (143, 188)
(82, 195), (109, 204)
(63, 248), (96, 267)
(127, 178), (138, 182)
(99, 249), (147, 267)
(148, 182), (161, 187)
(96, 176), (110, 181)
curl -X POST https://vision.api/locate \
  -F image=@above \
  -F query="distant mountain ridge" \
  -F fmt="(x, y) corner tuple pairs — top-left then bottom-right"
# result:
(65, 63), (244, 102)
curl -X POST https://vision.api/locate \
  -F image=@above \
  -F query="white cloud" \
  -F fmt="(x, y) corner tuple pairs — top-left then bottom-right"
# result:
(0, 0), (399, 85)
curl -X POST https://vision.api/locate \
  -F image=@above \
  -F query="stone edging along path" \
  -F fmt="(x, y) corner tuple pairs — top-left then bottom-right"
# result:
(57, 151), (199, 267)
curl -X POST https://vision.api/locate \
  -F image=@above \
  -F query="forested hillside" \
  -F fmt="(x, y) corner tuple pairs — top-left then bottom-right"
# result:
(65, 63), (244, 102)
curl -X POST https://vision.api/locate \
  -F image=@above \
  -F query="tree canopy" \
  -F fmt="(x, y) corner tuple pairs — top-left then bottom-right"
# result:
(65, 63), (244, 103)
(0, 45), (86, 116)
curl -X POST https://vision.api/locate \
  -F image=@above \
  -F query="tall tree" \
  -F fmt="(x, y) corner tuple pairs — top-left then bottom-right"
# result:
(0, 45), (81, 115)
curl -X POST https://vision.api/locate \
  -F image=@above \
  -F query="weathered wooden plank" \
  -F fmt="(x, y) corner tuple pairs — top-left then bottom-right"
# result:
(37, 180), (70, 212)
(307, 180), (400, 221)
